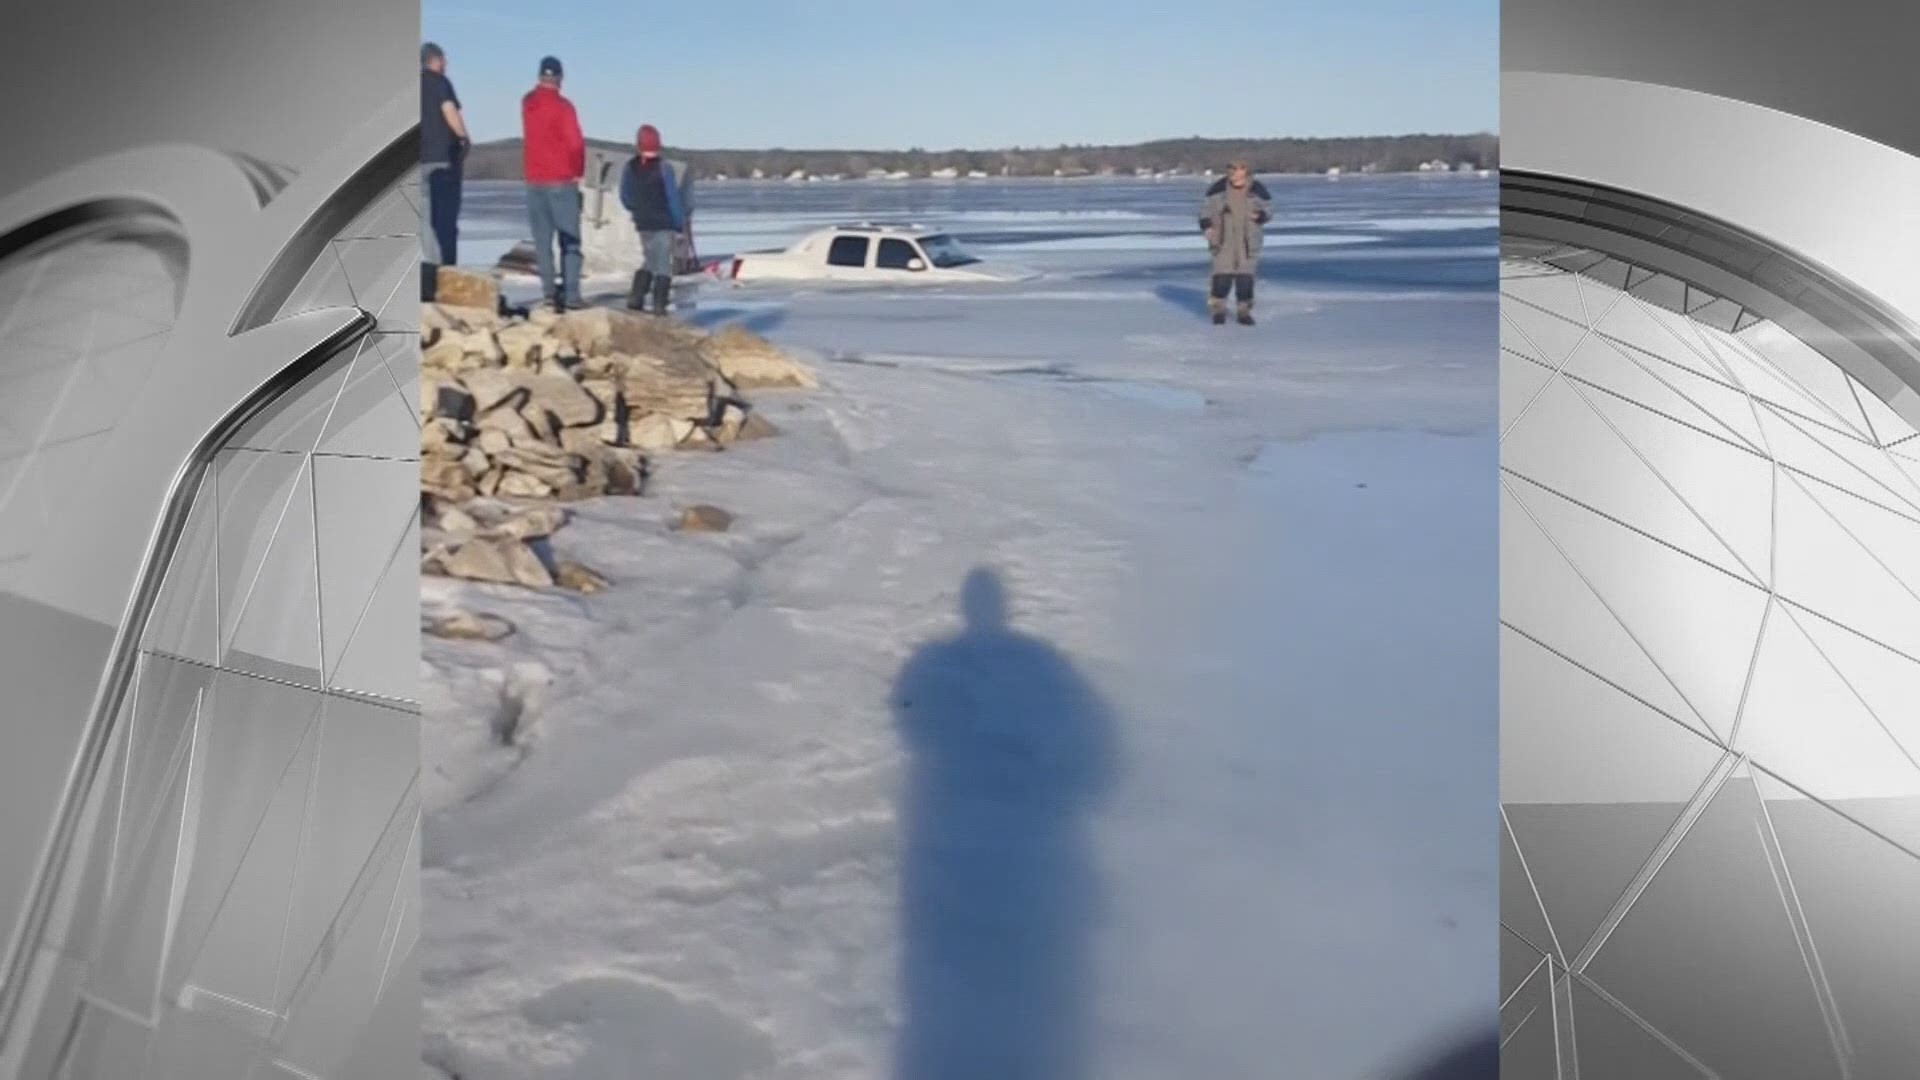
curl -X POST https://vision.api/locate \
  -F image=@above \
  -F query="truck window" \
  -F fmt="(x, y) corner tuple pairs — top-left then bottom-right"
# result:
(827, 235), (870, 268)
(876, 238), (921, 270)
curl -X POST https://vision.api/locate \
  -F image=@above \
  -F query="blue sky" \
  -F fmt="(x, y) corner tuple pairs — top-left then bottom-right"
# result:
(424, 0), (1497, 148)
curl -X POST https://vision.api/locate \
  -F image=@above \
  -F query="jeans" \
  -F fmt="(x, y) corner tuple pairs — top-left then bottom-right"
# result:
(639, 230), (677, 276)
(1209, 273), (1254, 305)
(421, 161), (462, 266)
(526, 183), (584, 304)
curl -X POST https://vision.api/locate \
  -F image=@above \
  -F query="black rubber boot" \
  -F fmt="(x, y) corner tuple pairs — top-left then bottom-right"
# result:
(421, 262), (438, 303)
(627, 269), (653, 311)
(652, 277), (672, 317)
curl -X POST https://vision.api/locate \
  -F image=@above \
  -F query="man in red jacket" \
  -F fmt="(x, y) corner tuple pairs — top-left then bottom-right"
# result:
(521, 55), (586, 309)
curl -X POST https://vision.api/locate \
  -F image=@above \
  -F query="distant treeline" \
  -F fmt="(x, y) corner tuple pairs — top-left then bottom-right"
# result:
(457, 133), (1499, 181)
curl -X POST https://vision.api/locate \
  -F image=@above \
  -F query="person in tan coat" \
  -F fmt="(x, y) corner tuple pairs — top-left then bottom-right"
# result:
(1198, 161), (1273, 325)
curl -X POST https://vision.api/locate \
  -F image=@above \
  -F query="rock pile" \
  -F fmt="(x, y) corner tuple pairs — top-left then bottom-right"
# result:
(419, 273), (814, 594)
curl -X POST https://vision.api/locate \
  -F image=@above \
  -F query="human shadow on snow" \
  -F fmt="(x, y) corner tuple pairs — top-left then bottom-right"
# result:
(890, 567), (1118, 1080)
(1151, 282), (1215, 319)
(1393, 1026), (1500, 1080)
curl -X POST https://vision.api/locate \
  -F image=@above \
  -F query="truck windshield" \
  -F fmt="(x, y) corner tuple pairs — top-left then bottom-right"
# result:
(918, 234), (980, 268)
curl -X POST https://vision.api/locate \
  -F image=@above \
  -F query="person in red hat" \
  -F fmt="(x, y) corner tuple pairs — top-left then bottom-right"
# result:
(618, 123), (695, 315)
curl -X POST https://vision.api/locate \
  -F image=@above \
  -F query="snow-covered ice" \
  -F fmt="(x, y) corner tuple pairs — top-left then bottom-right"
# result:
(424, 177), (1499, 1080)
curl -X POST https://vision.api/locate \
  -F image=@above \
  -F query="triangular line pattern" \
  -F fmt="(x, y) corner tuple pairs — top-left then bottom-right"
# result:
(30, 169), (425, 1077)
(1501, 251), (1920, 1079)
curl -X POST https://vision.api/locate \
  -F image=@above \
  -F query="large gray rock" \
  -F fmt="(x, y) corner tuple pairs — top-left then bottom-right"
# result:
(475, 405), (538, 442)
(715, 402), (748, 444)
(503, 539), (556, 587)
(555, 561), (609, 594)
(496, 322), (548, 369)
(516, 372), (603, 429)
(579, 377), (620, 412)
(455, 328), (505, 367)
(436, 537), (554, 589)
(436, 504), (481, 535)
(737, 411), (779, 441)
(700, 325), (818, 389)
(461, 368), (523, 413)
(676, 504), (734, 533)
(422, 458), (477, 503)
(558, 426), (606, 456)
(626, 413), (690, 452)
(428, 381), (476, 423)
(423, 610), (515, 641)
(422, 336), (469, 376)
(497, 471), (556, 499)
(614, 351), (717, 422)
(434, 267), (500, 313)
(425, 301), (502, 338)
(421, 418), (460, 453)
(459, 446), (492, 479)
(485, 505), (570, 541)
(556, 306), (703, 360)
(603, 449), (646, 496)
(439, 538), (515, 584)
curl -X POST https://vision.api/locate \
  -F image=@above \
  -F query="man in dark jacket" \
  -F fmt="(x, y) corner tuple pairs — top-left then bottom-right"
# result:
(1198, 161), (1272, 325)
(419, 42), (469, 302)
(618, 124), (695, 315)
(520, 55), (587, 310)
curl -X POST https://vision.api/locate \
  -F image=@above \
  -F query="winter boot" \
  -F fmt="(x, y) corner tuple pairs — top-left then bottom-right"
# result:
(421, 262), (438, 303)
(1236, 303), (1255, 327)
(652, 276), (673, 317)
(1208, 297), (1227, 325)
(627, 269), (653, 311)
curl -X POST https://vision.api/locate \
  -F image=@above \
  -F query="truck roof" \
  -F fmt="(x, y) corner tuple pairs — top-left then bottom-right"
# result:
(826, 221), (934, 236)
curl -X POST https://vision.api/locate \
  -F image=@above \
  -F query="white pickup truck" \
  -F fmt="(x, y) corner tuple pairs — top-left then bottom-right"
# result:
(713, 223), (1037, 285)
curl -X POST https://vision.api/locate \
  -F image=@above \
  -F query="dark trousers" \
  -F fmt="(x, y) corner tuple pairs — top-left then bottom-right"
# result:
(422, 161), (462, 267)
(1209, 273), (1254, 305)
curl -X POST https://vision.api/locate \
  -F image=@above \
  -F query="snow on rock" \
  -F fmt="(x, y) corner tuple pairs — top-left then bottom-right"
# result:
(701, 325), (820, 390)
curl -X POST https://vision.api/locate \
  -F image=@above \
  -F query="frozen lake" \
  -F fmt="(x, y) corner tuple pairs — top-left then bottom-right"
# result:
(458, 175), (1495, 436)
(459, 173), (1495, 294)
(423, 176), (1499, 1080)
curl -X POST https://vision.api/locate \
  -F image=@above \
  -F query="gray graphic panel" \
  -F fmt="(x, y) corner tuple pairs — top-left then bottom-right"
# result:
(1, 169), (421, 1080)
(1501, 197), (1920, 1078)
(0, 3), (420, 1071)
